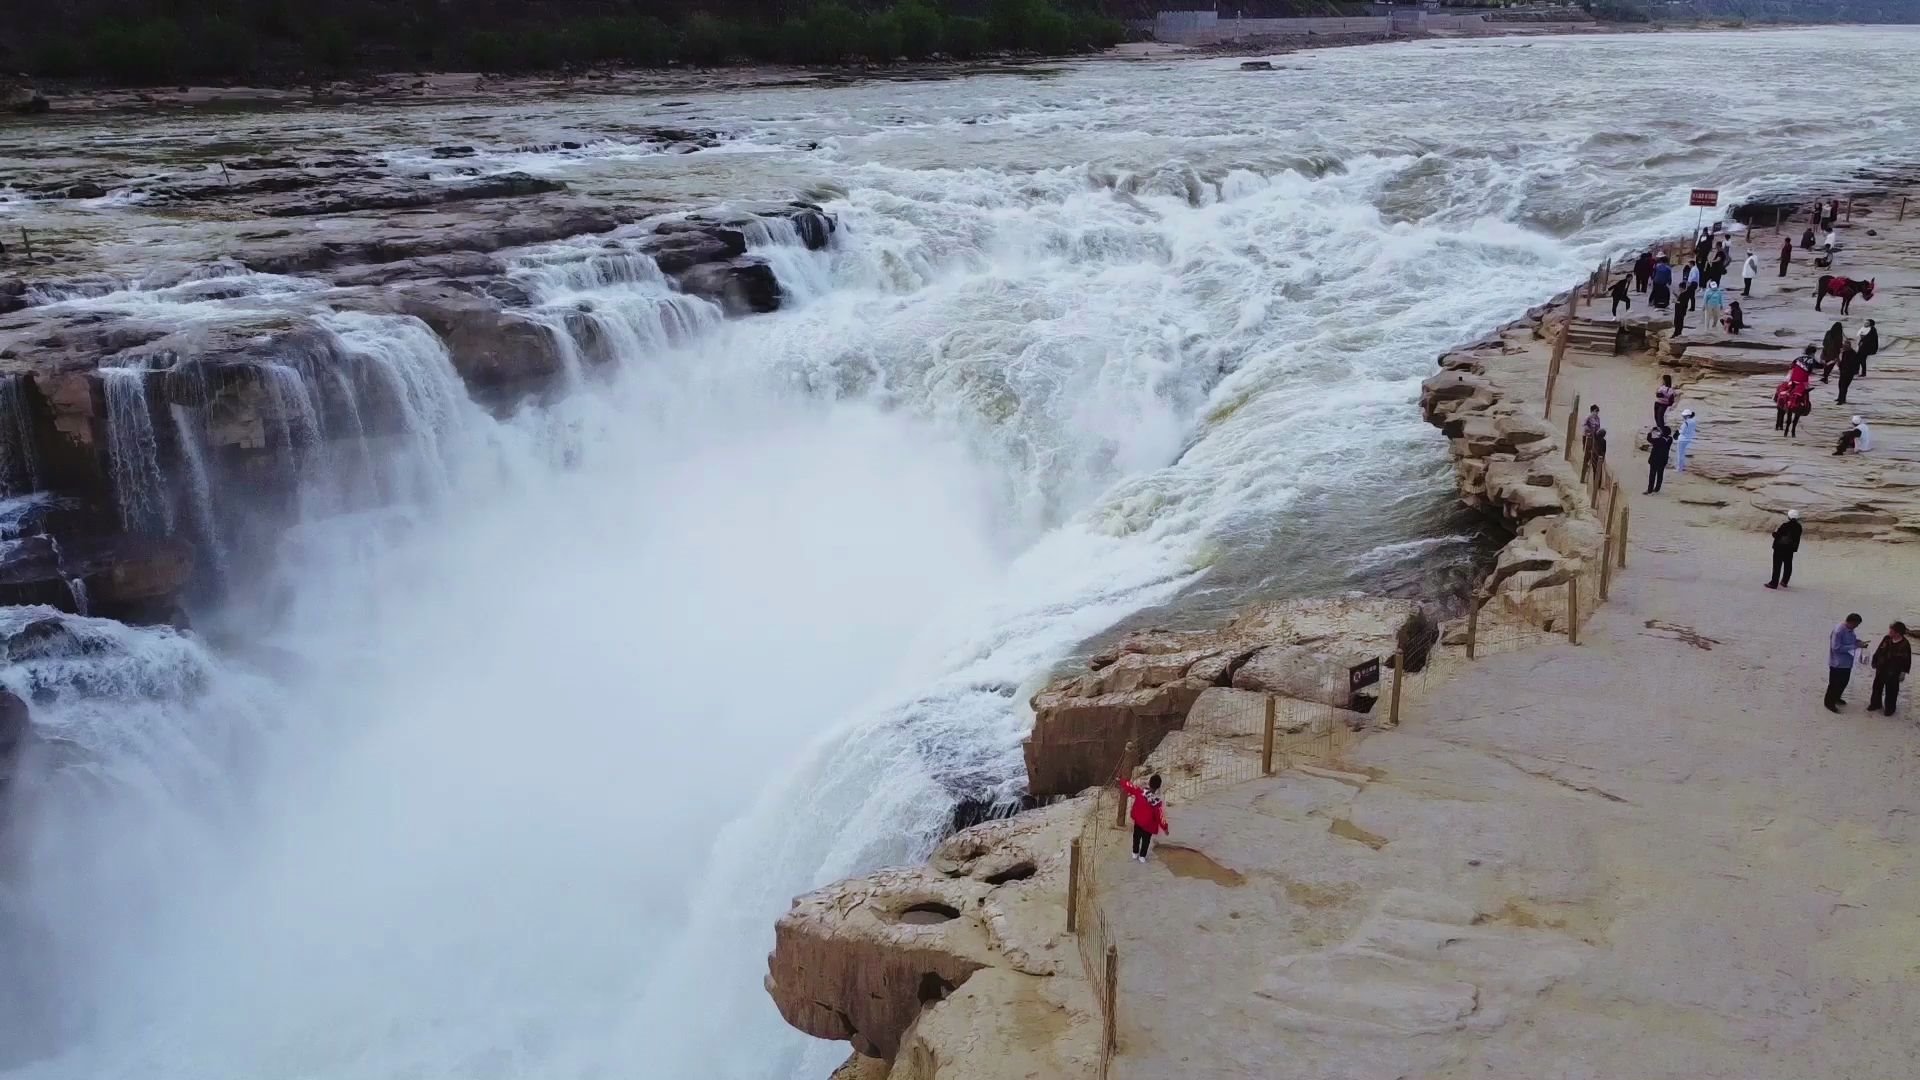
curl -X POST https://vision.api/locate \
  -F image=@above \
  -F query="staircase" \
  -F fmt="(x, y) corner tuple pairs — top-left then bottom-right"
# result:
(1564, 316), (1625, 356)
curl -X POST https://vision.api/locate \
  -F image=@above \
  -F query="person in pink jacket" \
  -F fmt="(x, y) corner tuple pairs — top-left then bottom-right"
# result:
(1117, 773), (1169, 863)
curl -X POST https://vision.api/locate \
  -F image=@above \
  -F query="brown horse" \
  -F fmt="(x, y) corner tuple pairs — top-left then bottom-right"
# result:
(1815, 275), (1875, 314)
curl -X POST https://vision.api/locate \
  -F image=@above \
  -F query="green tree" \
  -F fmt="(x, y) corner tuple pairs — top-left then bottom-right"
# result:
(944, 14), (991, 57)
(681, 13), (740, 66)
(895, 0), (944, 57)
(792, 2), (865, 63)
(865, 10), (905, 60)
(191, 17), (257, 79)
(90, 18), (190, 84)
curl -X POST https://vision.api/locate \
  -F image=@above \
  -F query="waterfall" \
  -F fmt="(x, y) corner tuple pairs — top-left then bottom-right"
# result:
(100, 366), (174, 536)
(167, 400), (227, 578)
(509, 237), (726, 370)
(0, 373), (43, 497)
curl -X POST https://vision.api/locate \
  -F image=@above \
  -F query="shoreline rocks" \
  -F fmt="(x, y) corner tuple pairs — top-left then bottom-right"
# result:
(1024, 598), (1422, 798)
(1420, 338), (1604, 631)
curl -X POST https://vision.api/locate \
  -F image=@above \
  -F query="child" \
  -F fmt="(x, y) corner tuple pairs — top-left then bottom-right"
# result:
(1117, 772), (1169, 863)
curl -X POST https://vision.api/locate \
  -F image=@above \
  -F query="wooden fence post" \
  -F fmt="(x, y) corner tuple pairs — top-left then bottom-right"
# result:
(1600, 534), (1613, 601)
(1113, 739), (1137, 829)
(1260, 694), (1277, 776)
(1466, 600), (1480, 661)
(1567, 579), (1581, 645)
(1900, 196), (1909, 222)
(17, 229), (30, 259)
(1617, 507), (1629, 568)
(1563, 392), (1581, 463)
(1104, 944), (1119, 1054)
(1066, 837), (1081, 933)
(1388, 649), (1405, 727)
(1845, 197), (1853, 224)
(1545, 302), (1571, 417)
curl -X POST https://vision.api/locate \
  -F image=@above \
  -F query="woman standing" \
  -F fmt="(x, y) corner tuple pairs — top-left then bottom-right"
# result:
(1655, 374), (1678, 427)
(1650, 257), (1673, 310)
(1702, 280), (1726, 331)
(1779, 236), (1793, 277)
(1857, 319), (1879, 375)
(1821, 321), (1846, 382)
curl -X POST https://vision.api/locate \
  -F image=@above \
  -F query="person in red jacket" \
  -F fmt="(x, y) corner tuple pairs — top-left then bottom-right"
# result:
(1117, 773), (1169, 863)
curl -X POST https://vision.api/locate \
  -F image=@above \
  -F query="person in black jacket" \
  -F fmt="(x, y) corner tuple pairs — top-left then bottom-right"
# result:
(1857, 319), (1878, 376)
(1645, 425), (1673, 493)
(1766, 509), (1802, 589)
(1869, 622), (1911, 717)
(1610, 275), (1632, 318)
(1836, 342), (1862, 405)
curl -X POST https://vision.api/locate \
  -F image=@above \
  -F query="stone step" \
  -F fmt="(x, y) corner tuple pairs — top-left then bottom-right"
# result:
(1663, 346), (1801, 374)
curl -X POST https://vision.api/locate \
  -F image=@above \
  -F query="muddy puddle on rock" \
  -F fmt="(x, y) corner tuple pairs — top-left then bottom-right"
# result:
(1156, 844), (1245, 886)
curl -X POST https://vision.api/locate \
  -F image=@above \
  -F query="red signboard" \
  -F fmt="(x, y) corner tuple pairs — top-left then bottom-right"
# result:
(1690, 189), (1720, 208)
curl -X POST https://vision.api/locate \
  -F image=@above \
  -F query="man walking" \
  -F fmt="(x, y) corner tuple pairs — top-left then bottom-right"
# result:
(1766, 509), (1801, 589)
(1825, 613), (1865, 712)
(1869, 622), (1910, 717)
(1742, 251), (1758, 297)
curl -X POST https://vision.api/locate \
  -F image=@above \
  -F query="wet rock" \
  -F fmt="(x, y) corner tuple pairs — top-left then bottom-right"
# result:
(384, 286), (565, 407)
(675, 258), (782, 315)
(261, 172), (566, 218)
(647, 222), (748, 274)
(236, 196), (638, 275)
(0, 687), (27, 792)
(324, 252), (504, 287)
(0, 531), (193, 619)
(791, 206), (836, 250)
(430, 145), (477, 158)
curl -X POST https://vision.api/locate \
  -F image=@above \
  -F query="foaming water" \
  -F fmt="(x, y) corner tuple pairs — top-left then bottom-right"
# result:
(2, 26), (1917, 1080)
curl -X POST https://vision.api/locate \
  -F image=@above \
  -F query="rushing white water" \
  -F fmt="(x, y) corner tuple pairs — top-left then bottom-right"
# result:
(2, 26), (1918, 1080)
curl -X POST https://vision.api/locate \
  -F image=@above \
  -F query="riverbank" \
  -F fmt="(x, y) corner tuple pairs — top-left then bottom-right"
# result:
(767, 183), (1919, 1078)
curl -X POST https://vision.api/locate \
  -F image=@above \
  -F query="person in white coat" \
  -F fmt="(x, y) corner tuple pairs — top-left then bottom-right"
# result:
(1741, 251), (1758, 297)
(1835, 415), (1873, 456)
(1674, 409), (1699, 471)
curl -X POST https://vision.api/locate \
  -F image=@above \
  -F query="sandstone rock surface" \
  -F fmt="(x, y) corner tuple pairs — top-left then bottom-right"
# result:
(765, 800), (1081, 1063)
(1024, 598), (1420, 797)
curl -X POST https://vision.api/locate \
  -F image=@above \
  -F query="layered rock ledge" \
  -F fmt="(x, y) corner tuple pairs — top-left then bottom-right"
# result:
(1420, 320), (1608, 631)
(0, 180), (836, 621)
(766, 800), (1101, 1077)
(1024, 598), (1432, 797)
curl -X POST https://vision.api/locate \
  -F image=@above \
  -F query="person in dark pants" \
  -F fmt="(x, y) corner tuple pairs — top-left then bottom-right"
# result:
(1857, 319), (1878, 376)
(1117, 773), (1168, 863)
(1826, 613), (1864, 712)
(1766, 509), (1801, 589)
(1654, 374), (1677, 427)
(1672, 290), (1689, 336)
(1836, 342), (1861, 404)
(1645, 424), (1673, 493)
(1610, 275), (1632, 318)
(1742, 251), (1758, 296)
(1634, 250), (1654, 293)
(1820, 321), (1845, 382)
(1869, 622), (1911, 717)
(1779, 236), (1793, 277)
